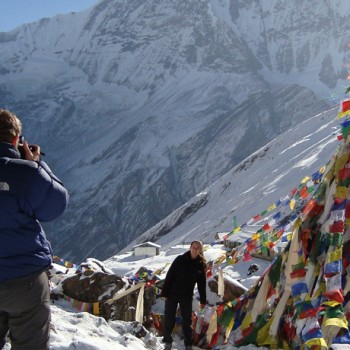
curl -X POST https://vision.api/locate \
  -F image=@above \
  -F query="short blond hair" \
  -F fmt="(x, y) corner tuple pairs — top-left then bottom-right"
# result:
(0, 109), (22, 143)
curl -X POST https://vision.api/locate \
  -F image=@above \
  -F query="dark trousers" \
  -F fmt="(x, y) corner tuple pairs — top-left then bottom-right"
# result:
(163, 298), (193, 346)
(0, 271), (50, 350)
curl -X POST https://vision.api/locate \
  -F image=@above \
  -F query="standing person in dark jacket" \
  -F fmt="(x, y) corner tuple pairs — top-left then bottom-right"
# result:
(0, 109), (69, 350)
(161, 240), (207, 350)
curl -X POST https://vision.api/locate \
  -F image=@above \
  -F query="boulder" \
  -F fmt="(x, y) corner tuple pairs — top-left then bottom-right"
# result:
(101, 285), (155, 321)
(61, 270), (126, 303)
(60, 268), (156, 322)
(208, 275), (247, 302)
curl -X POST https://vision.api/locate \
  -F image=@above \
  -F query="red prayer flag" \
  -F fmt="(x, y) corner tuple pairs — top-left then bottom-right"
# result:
(299, 307), (320, 319)
(262, 223), (272, 232)
(209, 326), (221, 347)
(324, 290), (344, 303)
(342, 99), (350, 112)
(246, 240), (257, 252)
(346, 202), (350, 219)
(252, 214), (262, 221)
(290, 269), (306, 278)
(242, 253), (252, 262)
(329, 220), (345, 233)
(339, 167), (350, 180)
(207, 267), (213, 278)
(299, 186), (309, 199)
(242, 324), (254, 337)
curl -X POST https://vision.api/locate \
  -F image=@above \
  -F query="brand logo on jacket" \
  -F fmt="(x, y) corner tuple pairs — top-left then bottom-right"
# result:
(0, 182), (9, 191)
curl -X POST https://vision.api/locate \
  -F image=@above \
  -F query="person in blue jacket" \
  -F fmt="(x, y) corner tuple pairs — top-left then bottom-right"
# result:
(161, 240), (207, 350)
(0, 109), (69, 350)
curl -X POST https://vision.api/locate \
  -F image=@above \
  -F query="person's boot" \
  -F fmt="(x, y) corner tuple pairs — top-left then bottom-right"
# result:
(185, 346), (192, 350)
(164, 343), (172, 350)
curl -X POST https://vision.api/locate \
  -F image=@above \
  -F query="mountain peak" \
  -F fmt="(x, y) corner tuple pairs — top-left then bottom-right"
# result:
(0, 0), (347, 260)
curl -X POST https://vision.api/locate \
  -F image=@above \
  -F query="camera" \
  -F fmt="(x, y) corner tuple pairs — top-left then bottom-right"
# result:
(18, 136), (45, 159)
(18, 136), (26, 159)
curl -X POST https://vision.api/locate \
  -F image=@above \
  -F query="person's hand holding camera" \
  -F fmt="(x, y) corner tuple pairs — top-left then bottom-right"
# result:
(22, 141), (41, 161)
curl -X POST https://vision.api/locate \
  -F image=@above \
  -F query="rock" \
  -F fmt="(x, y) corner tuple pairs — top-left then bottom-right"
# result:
(61, 270), (126, 303)
(208, 276), (247, 302)
(60, 268), (156, 322)
(101, 282), (155, 322)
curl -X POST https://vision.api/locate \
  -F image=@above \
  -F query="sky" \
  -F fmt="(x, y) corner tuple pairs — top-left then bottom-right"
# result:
(0, 0), (100, 32)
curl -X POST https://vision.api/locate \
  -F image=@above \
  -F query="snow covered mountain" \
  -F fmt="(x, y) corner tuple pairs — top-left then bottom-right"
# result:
(123, 105), (341, 252)
(46, 104), (343, 350)
(0, 0), (349, 261)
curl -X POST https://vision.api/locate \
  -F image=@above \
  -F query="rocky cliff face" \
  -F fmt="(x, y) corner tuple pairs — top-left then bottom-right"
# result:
(0, 0), (348, 261)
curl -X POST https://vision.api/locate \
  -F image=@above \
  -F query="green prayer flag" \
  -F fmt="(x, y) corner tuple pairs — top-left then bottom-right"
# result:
(326, 233), (343, 247)
(218, 307), (235, 327)
(326, 305), (344, 318)
(269, 255), (282, 287)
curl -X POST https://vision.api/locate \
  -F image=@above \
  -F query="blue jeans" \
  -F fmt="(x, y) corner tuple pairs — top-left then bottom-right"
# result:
(163, 298), (193, 346)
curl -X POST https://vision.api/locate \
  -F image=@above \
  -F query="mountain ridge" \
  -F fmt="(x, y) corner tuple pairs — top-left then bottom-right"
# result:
(0, 0), (349, 260)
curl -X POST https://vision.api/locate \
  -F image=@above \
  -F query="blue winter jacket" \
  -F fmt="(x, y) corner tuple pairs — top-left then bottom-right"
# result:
(0, 142), (69, 282)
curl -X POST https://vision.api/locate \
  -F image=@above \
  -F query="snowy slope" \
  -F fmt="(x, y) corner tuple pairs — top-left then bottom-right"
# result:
(46, 244), (269, 350)
(124, 106), (341, 251)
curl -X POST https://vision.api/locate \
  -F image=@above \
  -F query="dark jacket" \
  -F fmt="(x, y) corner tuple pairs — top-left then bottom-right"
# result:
(161, 251), (207, 304)
(0, 142), (69, 282)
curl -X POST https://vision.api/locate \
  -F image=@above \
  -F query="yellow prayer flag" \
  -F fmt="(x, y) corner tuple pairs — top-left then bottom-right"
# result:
(225, 317), (235, 340)
(226, 257), (235, 265)
(327, 247), (342, 263)
(319, 165), (326, 174)
(153, 266), (165, 275)
(92, 302), (100, 315)
(305, 337), (328, 349)
(282, 341), (290, 350)
(267, 204), (277, 211)
(324, 317), (348, 329)
(337, 110), (350, 119)
(335, 186), (348, 198)
(252, 233), (259, 240)
(256, 317), (274, 346)
(296, 255), (304, 265)
(292, 217), (302, 231)
(323, 300), (342, 307)
(241, 313), (252, 330)
(301, 176), (310, 184)
(215, 255), (226, 265)
(314, 263), (320, 276)
(290, 198), (296, 210)
(335, 153), (350, 178)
